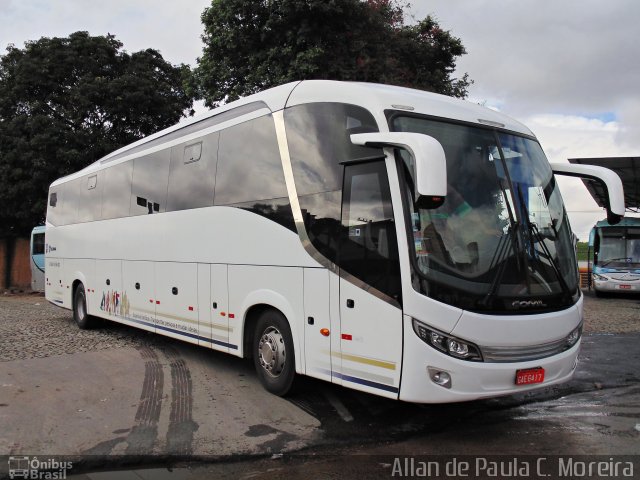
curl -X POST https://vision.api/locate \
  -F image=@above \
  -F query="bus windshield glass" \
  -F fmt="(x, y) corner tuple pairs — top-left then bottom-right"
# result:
(392, 115), (579, 313)
(598, 227), (640, 268)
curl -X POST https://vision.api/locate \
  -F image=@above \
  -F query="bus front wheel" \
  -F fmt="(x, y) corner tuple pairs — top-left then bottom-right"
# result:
(73, 283), (97, 329)
(253, 310), (295, 396)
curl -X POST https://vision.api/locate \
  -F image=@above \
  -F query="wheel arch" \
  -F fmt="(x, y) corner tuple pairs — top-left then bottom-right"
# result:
(238, 290), (304, 375)
(71, 272), (88, 306)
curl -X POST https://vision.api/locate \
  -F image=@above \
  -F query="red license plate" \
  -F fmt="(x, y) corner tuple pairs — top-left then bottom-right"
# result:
(618, 285), (631, 290)
(515, 367), (545, 385)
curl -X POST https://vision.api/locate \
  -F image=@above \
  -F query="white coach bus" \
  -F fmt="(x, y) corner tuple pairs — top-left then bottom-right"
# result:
(45, 80), (625, 402)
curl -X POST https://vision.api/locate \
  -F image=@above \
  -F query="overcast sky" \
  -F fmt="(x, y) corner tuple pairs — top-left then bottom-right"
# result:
(1, 0), (638, 240)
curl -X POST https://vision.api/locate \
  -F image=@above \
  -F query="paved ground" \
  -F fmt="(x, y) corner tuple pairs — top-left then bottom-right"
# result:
(0, 290), (638, 479)
(0, 294), (320, 466)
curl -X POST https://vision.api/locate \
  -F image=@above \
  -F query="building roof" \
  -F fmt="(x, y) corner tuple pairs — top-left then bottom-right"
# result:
(568, 157), (640, 213)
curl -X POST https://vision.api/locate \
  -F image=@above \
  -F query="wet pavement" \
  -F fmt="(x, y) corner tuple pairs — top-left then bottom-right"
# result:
(0, 293), (639, 479)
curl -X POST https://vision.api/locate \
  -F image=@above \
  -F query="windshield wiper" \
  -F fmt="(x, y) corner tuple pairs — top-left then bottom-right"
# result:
(516, 185), (571, 297)
(600, 257), (632, 267)
(480, 180), (520, 307)
(480, 224), (517, 308)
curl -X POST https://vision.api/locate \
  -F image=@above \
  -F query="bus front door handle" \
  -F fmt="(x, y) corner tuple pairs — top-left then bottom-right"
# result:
(135, 283), (140, 290)
(172, 287), (178, 295)
(346, 299), (355, 308)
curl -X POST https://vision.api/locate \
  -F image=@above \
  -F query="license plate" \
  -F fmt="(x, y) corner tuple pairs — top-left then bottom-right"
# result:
(618, 285), (631, 290)
(515, 367), (545, 385)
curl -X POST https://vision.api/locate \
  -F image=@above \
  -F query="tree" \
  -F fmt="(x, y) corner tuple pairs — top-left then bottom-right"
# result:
(194, 0), (472, 107)
(0, 31), (194, 236)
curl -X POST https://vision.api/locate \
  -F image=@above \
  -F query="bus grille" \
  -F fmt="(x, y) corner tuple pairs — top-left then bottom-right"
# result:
(481, 337), (574, 363)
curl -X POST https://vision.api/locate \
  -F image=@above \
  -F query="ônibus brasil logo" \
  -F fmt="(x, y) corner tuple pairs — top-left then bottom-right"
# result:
(8, 456), (72, 479)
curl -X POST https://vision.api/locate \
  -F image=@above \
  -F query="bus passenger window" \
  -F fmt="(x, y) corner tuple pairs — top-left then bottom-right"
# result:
(101, 161), (133, 220)
(167, 132), (218, 212)
(77, 172), (103, 222)
(33, 233), (45, 255)
(214, 115), (287, 205)
(130, 150), (170, 216)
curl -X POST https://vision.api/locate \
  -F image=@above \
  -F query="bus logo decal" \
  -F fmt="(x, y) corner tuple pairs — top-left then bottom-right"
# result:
(511, 300), (547, 308)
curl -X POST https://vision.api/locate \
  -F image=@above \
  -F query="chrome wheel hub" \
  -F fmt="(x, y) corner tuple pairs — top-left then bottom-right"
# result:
(258, 326), (286, 377)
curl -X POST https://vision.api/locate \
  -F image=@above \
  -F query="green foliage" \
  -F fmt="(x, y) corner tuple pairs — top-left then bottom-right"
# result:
(576, 241), (590, 262)
(0, 31), (194, 236)
(195, 0), (472, 107)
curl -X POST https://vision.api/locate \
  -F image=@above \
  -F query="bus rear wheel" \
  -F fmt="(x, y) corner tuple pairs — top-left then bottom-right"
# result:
(73, 283), (97, 329)
(253, 310), (295, 396)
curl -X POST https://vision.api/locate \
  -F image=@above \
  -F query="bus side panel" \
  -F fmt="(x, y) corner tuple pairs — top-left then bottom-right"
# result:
(303, 268), (332, 382)
(95, 259), (134, 328)
(122, 260), (156, 332)
(197, 263), (212, 349)
(208, 264), (231, 353)
(228, 265), (304, 370)
(64, 258), (94, 311)
(154, 262), (200, 346)
(45, 257), (65, 307)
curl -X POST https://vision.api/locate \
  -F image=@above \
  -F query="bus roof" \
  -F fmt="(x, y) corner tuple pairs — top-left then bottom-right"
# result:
(594, 217), (640, 229)
(51, 80), (534, 186)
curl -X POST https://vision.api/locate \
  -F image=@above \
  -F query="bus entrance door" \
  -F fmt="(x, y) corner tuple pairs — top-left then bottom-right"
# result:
(336, 160), (403, 399)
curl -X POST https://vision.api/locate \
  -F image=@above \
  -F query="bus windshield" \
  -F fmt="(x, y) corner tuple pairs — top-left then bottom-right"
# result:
(392, 115), (579, 313)
(598, 227), (640, 268)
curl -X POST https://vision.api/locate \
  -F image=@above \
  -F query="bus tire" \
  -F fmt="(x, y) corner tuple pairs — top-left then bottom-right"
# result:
(253, 309), (295, 396)
(73, 283), (97, 329)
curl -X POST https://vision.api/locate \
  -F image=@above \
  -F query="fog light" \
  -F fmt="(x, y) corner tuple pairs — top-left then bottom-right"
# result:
(428, 367), (452, 389)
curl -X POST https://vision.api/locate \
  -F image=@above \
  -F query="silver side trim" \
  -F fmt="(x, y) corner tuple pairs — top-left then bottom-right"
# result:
(272, 110), (400, 308)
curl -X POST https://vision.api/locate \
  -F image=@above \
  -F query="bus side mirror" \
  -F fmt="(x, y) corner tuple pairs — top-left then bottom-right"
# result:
(550, 163), (625, 225)
(350, 132), (447, 207)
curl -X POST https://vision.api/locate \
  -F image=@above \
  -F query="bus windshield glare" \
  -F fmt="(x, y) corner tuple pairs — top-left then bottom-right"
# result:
(392, 115), (579, 313)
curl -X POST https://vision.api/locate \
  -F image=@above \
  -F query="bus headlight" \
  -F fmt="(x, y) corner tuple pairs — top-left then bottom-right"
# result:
(593, 273), (608, 281)
(566, 324), (582, 348)
(412, 319), (483, 361)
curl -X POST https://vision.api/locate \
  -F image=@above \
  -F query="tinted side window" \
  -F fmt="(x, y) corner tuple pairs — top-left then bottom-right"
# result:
(167, 132), (219, 212)
(131, 150), (171, 216)
(32, 233), (45, 255)
(339, 161), (401, 301)
(285, 103), (381, 263)
(101, 161), (133, 220)
(77, 172), (103, 222)
(214, 115), (287, 205)
(58, 178), (81, 225)
(47, 189), (60, 226)
(230, 197), (296, 232)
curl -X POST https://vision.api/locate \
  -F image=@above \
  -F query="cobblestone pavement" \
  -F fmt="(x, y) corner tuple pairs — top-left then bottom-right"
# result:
(0, 293), (171, 362)
(0, 290), (638, 363)
(580, 290), (640, 333)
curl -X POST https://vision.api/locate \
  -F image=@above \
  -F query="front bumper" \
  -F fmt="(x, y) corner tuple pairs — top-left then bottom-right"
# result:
(399, 314), (580, 403)
(593, 278), (640, 293)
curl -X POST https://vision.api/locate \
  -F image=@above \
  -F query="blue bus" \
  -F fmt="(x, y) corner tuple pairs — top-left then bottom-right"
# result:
(589, 217), (640, 295)
(30, 225), (45, 292)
